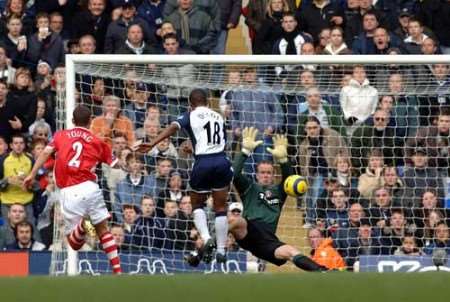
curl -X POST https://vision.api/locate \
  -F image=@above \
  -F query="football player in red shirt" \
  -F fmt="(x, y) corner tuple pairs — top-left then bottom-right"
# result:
(24, 105), (122, 274)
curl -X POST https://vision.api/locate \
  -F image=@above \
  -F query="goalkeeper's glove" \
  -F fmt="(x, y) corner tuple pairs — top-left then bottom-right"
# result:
(241, 127), (263, 156)
(266, 134), (288, 163)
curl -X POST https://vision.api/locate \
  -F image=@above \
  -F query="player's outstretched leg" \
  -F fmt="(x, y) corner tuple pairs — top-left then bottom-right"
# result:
(67, 219), (87, 251)
(95, 220), (122, 274)
(274, 245), (327, 271)
(212, 188), (229, 263)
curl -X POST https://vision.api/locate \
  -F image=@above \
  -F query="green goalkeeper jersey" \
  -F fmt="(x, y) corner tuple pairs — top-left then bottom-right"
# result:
(232, 152), (294, 234)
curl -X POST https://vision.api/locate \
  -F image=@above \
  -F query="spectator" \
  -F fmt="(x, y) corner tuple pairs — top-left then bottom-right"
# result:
(165, 0), (218, 54)
(372, 27), (404, 55)
(229, 66), (283, 175)
(298, 116), (349, 226)
(308, 227), (346, 270)
(379, 210), (410, 255)
(315, 28), (331, 53)
(351, 11), (380, 54)
(357, 148), (384, 200)
(81, 77), (105, 116)
(132, 195), (164, 249)
(333, 153), (359, 198)
(337, 218), (382, 269)
(423, 221), (450, 255)
(213, 0), (242, 54)
(137, 0), (165, 40)
(90, 95), (135, 148)
(420, 210), (447, 247)
(0, 16), (27, 68)
(160, 34), (196, 119)
(123, 82), (151, 129)
(254, 0), (290, 55)
(156, 170), (184, 216)
(122, 204), (138, 234)
(339, 64), (378, 135)
(426, 0), (450, 54)
(394, 235), (424, 256)
(110, 224), (132, 251)
(404, 18), (429, 54)
(0, 134), (35, 223)
(136, 116), (160, 141)
(5, 221), (45, 251)
(179, 195), (192, 216)
(160, 199), (194, 251)
(0, 203), (26, 248)
(114, 153), (157, 223)
(71, 0), (110, 53)
(296, 86), (346, 141)
(381, 166), (412, 209)
(374, 0), (416, 31)
(0, 45), (15, 84)
(393, 7), (412, 40)
(163, 0), (221, 31)
(403, 147), (445, 206)
(147, 136), (178, 161)
(0, 0), (34, 37)
(148, 156), (173, 196)
(405, 107), (450, 169)
(49, 12), (69, 42)
(421, 37), (438, 55)
(351, 109), (400, 170)
(324, 188), (349, 232)
(245, 0), (270, 53)
(161, 31), (195, 54)
(322, 26), (350, 55)
(295, 0), (344, 42)
(7, 67), (37, 132)
(417, 64), (450, 125)
(26, 13), (64, 69)
(115, 23), (159, 54)
(78, 34), (97, 54)
(0, 135), (8, 157)
(342, 0), (361, 46)
(272, 13), (313, 56)
(104, 0), (154, 54)
(0, 80), (23, 142)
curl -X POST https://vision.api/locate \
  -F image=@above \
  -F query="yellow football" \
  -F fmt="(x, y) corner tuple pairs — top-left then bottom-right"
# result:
(284, 175), (308, 197)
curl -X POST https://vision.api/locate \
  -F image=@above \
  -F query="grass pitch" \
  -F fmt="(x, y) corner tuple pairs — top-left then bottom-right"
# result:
(0, 273), (449, 302)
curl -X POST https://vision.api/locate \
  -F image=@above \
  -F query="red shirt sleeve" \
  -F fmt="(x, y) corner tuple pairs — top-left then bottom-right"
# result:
(100, 140), (117, 166)
(47, 131), (60, 151)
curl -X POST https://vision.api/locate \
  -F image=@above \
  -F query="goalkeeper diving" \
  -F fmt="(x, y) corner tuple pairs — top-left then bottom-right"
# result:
(228, 127), (327, 271)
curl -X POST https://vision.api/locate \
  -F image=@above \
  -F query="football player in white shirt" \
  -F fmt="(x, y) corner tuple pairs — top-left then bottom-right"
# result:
(135, 89), (233, 265)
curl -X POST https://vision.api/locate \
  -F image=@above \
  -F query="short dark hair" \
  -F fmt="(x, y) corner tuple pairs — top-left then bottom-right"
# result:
(256, 160), (274, 172)
(162, 32), (178, 43)
(14, 221), (33, 237)
(189, 89), (208, 106)
(72, 105), (92, 127)
(10, 133), (25, 143)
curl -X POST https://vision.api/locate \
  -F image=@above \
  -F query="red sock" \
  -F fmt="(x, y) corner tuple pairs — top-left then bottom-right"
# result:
(68, 221), (86, 251)
(100, 232), (122, 274)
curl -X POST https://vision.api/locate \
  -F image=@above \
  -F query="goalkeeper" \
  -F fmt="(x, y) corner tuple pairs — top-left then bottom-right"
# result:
(229, 127), (327, 271)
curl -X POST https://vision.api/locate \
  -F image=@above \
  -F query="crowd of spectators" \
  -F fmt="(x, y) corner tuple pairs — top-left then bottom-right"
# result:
(0, 0), (449, 271)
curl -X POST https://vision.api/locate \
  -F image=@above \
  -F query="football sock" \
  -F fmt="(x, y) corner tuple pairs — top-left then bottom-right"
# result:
(100, 232), (122, 274)
(214, 212), (228, 254)
(67, 220), (86, 251)
(193, 208), (211, 242)
(292, 254), (328, 271)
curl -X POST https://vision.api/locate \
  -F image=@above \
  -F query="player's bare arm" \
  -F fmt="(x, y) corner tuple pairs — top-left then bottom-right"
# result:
(133, 123), (179, 153)
(23, 146), (55, 189)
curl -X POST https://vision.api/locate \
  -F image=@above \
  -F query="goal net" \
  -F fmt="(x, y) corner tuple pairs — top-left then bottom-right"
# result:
(51, 55), (450, 275)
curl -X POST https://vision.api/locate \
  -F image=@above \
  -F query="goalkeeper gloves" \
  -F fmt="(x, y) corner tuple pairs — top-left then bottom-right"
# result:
(267, 134), (288, 163)
(241, 127), (263, 156)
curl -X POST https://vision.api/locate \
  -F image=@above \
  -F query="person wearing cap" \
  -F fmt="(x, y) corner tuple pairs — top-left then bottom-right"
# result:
(227, 127), (327, 271)
(137, 0), (165, 40)
(104, 0), (155, 54)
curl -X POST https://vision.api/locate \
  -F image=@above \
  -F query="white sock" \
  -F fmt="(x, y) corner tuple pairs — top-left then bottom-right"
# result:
(193, 208), (211, 242)
(215, 215), (228, 254)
